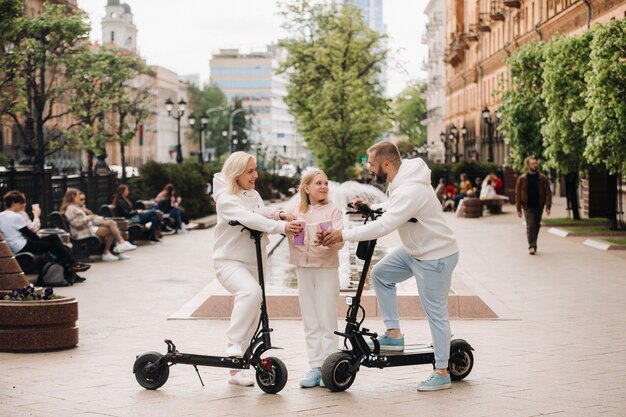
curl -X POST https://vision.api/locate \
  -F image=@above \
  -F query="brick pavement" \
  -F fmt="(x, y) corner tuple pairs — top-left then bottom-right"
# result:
(1, 196), (625, 416)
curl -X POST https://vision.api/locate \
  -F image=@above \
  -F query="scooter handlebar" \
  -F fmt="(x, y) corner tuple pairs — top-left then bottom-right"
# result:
(347, 203), (417, 223)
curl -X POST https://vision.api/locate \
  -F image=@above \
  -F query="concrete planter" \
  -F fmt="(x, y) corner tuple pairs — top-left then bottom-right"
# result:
(0, 297), (79, 352)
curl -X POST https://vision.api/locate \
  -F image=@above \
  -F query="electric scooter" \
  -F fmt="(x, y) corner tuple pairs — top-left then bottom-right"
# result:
(133, 221), (288, 394)
(321, 203), (474, 392)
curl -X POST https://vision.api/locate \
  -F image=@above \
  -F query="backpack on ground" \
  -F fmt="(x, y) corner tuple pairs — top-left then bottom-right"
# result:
(36, 261), (75, 287)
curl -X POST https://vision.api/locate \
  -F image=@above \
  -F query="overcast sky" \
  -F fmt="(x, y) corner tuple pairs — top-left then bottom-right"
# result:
(76, 0), (428, 97)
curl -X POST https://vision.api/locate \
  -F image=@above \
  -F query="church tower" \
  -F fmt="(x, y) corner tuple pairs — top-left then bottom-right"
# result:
(101, 0), (137, 53)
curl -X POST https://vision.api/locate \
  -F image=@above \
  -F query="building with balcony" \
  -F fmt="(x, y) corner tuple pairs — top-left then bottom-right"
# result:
(444, 0), (626, 165)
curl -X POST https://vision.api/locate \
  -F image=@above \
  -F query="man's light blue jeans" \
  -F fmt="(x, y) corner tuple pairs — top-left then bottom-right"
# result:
(371, 248), (459, 369)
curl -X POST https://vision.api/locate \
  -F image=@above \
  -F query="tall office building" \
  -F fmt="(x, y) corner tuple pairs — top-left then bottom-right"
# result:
(344, 0), (387, 94)
(210, 46), (303, 168)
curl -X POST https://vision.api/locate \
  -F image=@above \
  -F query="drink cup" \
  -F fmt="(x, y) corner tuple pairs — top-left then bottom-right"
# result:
(306, 223), (320, 244)
(319, 220), (333, 234)
(293, 221), (306, 245)
(32, 203), (40, 210)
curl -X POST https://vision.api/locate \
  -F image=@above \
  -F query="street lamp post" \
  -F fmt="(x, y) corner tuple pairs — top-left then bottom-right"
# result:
(449, 124), (459, 162)
(188, 112), (209, 163)
(482, 107), (494, 162)
(228, 108), (246, 154)
(461, 125), (468, 160)
(440, 131), (447, 163)
(165, 97), (187, 163)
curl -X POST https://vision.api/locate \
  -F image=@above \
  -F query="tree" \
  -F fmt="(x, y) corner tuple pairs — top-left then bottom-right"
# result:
(64, 47), (140, 175)
(581, 19), (626, 229)
(111, 58), (153, 182)
(393, 81), (427, 146)
(0, 2), (90, 171)
(278, 0), (390, 181)
(498, 41), (546, 172)
(541, 33), (592, 220)
(187, 83), (229, 159)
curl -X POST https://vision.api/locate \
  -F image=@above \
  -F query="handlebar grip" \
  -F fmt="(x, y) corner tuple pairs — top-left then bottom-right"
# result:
(228, 220), (241, 226)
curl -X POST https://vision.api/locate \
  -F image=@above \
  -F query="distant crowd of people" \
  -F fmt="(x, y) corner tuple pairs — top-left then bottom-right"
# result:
(434, 171), (506, 213)
(0, 182), (196, 284)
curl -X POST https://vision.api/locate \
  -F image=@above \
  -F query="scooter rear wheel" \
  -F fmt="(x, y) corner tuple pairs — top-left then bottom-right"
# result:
(321, 352), (357, 392)
(256, 357), (288, 394)
(448, 342), (474, 381)
(133, 352), (169, 390)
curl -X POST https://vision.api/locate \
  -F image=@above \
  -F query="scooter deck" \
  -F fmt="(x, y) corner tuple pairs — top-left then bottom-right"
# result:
(376, 343), (433, 356)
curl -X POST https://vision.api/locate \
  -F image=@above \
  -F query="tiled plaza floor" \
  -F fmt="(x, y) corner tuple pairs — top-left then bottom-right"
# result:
(1, 196), (625, 416)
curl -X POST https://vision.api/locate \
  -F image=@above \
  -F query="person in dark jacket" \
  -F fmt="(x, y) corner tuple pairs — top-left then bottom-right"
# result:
(515, 157), (552, 255)
(113, 185), (162, 243)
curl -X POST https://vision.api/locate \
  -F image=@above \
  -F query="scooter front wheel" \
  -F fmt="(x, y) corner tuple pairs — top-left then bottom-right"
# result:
(321, 352), (358, 392)
(256, 357), (288, 394)
(133, 352), (170, 390)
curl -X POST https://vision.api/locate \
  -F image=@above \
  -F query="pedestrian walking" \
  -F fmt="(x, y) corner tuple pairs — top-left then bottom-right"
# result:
(515, 157), (552, 255)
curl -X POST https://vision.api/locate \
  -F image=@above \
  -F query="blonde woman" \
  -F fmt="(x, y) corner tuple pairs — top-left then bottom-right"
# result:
(212, 151), (302, 386)
(285, 169), (343, 388)
(60, 188), (136, 261)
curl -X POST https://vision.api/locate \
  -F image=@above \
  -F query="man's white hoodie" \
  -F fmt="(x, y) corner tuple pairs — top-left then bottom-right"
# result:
(342, 158), (458, 260)
(212, 173), (286, 265)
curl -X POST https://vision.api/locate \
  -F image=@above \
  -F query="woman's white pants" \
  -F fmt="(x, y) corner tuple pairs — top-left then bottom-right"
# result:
(215, 261), (262, 347)
(297, 267), (339, 368)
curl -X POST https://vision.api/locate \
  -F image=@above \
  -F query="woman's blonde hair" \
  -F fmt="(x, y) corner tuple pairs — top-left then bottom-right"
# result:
(221, 151), (256, 194)
(298, 168), (329, 213)
(59, 187), (81, 214)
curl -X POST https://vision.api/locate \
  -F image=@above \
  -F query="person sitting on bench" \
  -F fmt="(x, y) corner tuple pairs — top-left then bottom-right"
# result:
(0, 191), (90, 275)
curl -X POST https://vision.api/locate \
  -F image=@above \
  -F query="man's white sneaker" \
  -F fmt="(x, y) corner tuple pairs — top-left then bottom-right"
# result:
(115, 241), (137, 252)
(225, 343), (243, 358)
(117, 253), (131, 260)
(228, 371), (254, 387)
(102, 252), (119, 262)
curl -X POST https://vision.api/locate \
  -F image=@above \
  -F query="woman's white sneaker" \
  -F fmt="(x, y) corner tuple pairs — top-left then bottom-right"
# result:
(102, 252), (119, 262)
(115, 241), (137, 252)
(228, 371), (254, 386)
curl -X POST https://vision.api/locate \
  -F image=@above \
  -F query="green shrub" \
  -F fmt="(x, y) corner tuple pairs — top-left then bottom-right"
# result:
(128, 161), (296, 219)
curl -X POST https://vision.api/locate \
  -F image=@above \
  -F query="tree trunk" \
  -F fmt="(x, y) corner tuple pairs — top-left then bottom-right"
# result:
(607, 173), (618, 230)
(565, 172), (580, 220)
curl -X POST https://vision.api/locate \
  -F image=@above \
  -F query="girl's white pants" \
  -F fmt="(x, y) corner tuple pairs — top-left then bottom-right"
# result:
(215, 260), (262, 347)
(297, 267), (339, 368)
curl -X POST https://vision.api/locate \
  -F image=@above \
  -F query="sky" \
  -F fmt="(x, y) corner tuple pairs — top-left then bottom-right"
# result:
(76, 0), (428, 97)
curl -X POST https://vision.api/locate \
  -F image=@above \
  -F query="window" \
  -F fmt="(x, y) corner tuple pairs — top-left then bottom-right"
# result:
(110, 31), (115, 42)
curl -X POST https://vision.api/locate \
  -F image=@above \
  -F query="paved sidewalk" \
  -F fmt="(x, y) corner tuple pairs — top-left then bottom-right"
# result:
(1, 197), (625, 416)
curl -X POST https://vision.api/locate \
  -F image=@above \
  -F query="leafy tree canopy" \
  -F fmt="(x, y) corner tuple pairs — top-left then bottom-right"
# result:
(278, 0), (390, 182)
(498, 41), (546, 171)
(540, 32), (592, 174)
(582, 18), (626, 174)
(393, 81), (427, 146)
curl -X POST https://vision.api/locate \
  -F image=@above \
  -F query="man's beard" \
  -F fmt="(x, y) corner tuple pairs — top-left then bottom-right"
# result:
(374, 167), (387, 184)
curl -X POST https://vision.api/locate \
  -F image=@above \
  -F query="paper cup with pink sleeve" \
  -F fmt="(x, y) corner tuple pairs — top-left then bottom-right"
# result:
(319, 220), (333, 234)
(293, 221), (306, 245)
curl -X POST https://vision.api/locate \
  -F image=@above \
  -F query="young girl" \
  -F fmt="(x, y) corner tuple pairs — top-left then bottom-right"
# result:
(286, 169), (343, 388)
(60, 188), (136, 261)
(212, 151), (301, 387)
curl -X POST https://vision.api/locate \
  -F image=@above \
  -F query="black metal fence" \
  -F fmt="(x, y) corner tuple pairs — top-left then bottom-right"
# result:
(0, 166), (117, 227)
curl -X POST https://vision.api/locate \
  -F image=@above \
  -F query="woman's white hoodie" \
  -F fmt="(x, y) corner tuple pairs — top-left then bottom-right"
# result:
(342, 158), (458, 260)
(212, 173), (286, 265)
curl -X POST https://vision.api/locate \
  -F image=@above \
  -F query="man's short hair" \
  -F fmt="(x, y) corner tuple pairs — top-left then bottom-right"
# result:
(524, 156), (537, 168)
(367, 141), (401, 164)
(3, 190), (25, 208)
